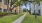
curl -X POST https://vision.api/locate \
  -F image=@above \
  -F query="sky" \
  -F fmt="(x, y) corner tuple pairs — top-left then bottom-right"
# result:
(26, 3), (30, 10)
(22, 3), (30, 10)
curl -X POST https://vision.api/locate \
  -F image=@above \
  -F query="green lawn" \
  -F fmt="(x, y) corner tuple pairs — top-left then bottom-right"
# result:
(0, 13), (24, 23)
(22, 13), (42, 23)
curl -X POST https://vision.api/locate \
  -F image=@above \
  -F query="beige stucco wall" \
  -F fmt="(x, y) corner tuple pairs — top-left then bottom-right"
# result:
(0, 2), (2, 8)
(0, 0), (22, 13)
(0, 2), (7, 12)
(0, 2), (7, 9)
(12, 6), (19, 14)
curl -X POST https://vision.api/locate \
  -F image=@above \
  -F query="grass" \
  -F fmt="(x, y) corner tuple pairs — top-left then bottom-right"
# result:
(21, 13), (42, 23)
(0, 13), (24, 23)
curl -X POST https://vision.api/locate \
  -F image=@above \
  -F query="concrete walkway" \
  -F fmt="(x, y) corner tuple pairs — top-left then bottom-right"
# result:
(13, 13), (26, 23)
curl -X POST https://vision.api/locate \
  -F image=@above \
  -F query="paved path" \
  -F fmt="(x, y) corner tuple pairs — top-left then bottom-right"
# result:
(13, 13), (26, 23)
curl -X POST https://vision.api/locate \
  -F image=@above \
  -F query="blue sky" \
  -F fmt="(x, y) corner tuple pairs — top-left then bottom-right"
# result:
(26, 3), (30, 10)
(22, 3), (30, 10)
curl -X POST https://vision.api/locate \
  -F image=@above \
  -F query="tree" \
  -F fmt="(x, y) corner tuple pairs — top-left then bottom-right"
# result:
(11, 0), (22, 11)
(7, 0), (9, 13)
(23, 8), (27, 12)
(7, 0), (22, 12)
(33, 0), (42, 19)
(34, 0), (41, 19)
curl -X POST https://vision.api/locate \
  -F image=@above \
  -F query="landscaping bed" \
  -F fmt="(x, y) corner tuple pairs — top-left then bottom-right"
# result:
(0, 13), (24, 23)
(0, 12), (8, 17)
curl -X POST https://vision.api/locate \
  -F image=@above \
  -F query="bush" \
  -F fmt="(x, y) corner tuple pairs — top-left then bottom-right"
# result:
(11, 12), (14, 14)
(0, 12), (8, 17)
(32, 13), (35, 15)
(14, 12), (18, 15)
(23, 8), (26, 12)
(32, 13), (39, 15)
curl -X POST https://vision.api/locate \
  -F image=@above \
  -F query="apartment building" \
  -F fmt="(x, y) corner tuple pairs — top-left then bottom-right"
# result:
(30, 1), (42, 16)
(0, 0), (23, 14)
(12, 5), (23, 14)
(0, 0), (7, 12)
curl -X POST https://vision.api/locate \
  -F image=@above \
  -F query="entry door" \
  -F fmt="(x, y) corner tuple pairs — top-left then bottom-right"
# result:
(15, 10), (16, 13)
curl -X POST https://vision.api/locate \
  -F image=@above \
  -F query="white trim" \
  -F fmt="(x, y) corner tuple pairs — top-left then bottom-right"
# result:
(2, 8), (3, 12)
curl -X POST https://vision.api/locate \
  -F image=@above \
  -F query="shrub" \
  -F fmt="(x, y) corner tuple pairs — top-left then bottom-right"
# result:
(32, 13), (35, 15)
(14, 12), (18, 15)
(32, 13), (39, 15)
(0, 12), (8, 17)
(11, 12), (14, 14)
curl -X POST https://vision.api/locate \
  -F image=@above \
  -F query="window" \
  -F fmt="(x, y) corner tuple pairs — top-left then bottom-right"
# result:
(4, 0), (7, 5)
(38, 3), (40, 6)
(0, 8), (2, 12)
(34, 10), (35, 13)
(0, 0), (2, 2)
(38, 10), (40, 14)
(3, 9), (7, 12)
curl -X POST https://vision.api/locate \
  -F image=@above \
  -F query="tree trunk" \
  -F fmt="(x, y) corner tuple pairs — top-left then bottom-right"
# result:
(10, 0), (12, 12)
(7, 0), (10, 15)
(34, 3), (37, 19)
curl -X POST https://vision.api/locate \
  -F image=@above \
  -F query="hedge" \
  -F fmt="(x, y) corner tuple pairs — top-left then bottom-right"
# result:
(0, 12), (8, 17)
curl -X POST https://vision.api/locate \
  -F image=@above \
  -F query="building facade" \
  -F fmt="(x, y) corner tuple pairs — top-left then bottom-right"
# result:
(0, 0), (23, 14)
(30, 1), (42, 16)
(0, 0), (7, 12)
